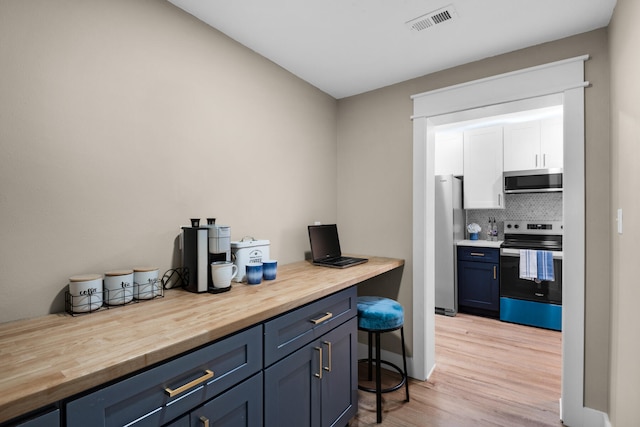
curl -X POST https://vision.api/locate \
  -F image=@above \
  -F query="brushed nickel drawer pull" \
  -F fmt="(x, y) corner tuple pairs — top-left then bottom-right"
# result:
(165, 369), (214, 397)
(200, 416), (210, 427)
(470, 252), (485, 257)
(310, 312), (333, 325)
(493, 266), (497, 280)
(314, 347), (323, 379)
(323, 341), (332, 372)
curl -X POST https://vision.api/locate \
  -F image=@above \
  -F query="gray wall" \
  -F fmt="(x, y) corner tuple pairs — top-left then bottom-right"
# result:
(337, 29), (611, 412)
(608, 0), (640, 424)
(0, 0), (338, 322)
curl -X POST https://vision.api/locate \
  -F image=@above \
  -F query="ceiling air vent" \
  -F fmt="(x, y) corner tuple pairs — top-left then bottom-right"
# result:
(406, 4), (458, 32)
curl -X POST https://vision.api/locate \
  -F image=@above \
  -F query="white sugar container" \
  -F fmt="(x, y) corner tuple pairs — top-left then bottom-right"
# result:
(68, 274), (103, 313)
(133, 267), (160, 300)
(231, 239), (270, 282)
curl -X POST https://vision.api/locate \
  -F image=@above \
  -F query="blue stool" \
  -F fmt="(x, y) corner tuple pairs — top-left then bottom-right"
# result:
(357, 296), (410, 423)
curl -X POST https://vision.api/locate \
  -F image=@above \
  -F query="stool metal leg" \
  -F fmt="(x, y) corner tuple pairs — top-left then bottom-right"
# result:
(401, 326), (410, 402)
(375, 331), (382, 424)
(357, 325), (409, 423)
(367, 330), (373, 381)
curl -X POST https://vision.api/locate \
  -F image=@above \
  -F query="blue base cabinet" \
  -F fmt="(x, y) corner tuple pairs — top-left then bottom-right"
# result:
(457, 246), (500, 317)
(60, 287), (358, 427)
(6, 409), (59, 427)
(66, 326), (262, 427)
(165, 374), (262, 427)
(264, 318), (357, 427)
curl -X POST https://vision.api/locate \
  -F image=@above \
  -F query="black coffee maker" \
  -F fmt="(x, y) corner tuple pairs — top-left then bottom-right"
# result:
(181, 218), (231, 293)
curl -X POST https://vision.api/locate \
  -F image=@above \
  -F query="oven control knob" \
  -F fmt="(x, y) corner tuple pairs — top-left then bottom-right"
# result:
(514, 224), (520, 229)
(506, 224), (512, 229)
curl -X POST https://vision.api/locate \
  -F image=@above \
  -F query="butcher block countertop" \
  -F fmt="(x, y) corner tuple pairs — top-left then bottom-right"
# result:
(0, 256), (403, 423)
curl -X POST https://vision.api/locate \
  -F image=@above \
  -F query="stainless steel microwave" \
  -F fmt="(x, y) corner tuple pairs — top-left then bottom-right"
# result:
(504, 169), (563, 193)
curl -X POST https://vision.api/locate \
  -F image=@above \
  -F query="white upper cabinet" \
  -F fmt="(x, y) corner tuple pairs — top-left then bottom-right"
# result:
(503, 118), (563, 172)
(503, 121), (540, 171)
(434, 131), (463, 176)
(463, 126), (504, 209)
(540, 117), (563, 169)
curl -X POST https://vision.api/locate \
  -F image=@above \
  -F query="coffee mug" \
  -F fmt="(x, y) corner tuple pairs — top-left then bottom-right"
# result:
(133, 267), (160, 299)
(211, 261), (238, 289)
(68, 274), (103, 313)
(104, 270), (134, 305)
(262, 260), (277, 280)
(246, 262), (263, 285)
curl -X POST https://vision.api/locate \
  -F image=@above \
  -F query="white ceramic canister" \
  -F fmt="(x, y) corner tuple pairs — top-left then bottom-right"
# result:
(104, 269), (134, 305)
(68, 274), (103, 313)
(133, 267), (160, 300)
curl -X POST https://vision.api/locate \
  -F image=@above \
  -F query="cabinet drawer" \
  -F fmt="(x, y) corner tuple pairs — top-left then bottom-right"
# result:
(9, 408), (60, 427)
(66, 325), (262, 427)
(264, 287), (357, 367)
(457, 246), (499, 263)
(190, 373), (263, 427)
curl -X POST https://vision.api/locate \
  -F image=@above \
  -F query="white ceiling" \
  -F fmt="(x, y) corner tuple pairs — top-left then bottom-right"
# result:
(167, 0), (617, 99)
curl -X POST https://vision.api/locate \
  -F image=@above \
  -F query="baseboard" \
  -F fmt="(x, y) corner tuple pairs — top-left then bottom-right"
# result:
(583, 407), (611, 427)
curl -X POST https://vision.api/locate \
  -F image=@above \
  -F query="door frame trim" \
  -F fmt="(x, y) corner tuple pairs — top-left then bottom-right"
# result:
(411, 55), (589, 425)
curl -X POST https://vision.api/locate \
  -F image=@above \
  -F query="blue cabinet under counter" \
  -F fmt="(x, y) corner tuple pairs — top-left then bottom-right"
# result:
(457, 246), (500, 317)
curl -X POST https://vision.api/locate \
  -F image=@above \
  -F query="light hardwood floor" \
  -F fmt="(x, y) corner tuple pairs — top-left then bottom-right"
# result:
(351, 313), (563, 426)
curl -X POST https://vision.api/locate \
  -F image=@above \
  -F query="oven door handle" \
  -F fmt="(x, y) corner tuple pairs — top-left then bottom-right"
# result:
(500, 248), (521, 257)
(500, 248), (563, 260)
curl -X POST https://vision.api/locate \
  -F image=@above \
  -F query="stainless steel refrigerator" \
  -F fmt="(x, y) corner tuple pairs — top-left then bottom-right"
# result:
(435, 175), (464, 316)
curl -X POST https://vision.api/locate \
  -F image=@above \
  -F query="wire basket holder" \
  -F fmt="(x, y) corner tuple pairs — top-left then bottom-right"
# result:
(65, 269), (178, 317)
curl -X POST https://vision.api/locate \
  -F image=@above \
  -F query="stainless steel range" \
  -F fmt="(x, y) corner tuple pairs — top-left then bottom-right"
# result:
(499, 220), (563, 331)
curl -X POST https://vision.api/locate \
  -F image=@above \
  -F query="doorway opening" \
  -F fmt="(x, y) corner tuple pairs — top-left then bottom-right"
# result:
(411, 56), (588, 425)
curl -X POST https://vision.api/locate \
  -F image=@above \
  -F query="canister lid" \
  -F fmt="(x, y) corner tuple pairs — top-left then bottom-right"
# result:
(69, 274), (102, 282)
(231, 239), (270, 249)
(133, 266), (158, 272)
(104, 269), (134, 277)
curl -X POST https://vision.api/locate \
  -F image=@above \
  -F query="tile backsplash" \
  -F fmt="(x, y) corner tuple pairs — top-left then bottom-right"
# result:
(465, 192), (563, 240)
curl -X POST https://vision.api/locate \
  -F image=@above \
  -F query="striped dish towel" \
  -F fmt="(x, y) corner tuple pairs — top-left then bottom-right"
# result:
(536, 250), (555, 281)
(519, 249), (538, 280)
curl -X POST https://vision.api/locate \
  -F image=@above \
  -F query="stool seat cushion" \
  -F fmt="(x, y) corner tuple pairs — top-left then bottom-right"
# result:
(357, 296), (404, 331)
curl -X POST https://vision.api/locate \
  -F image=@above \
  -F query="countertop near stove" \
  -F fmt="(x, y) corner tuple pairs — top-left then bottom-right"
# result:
(457, 240), (503, 248)
(0, 256), (404, 424)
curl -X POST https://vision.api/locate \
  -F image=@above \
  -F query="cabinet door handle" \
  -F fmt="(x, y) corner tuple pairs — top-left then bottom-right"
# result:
(199, 416), (210, 427)
(498, 193), (502, 207)
(310, 312), (333, 325)
(543, 153), (547, 167)
(493, 266), (497, 280)
(470, 252), (485, 257)
(323, 341), (332, 372)
(535, 154), (539, 168)
(164, 369), (214, 397)
(314, 347), (323, 379)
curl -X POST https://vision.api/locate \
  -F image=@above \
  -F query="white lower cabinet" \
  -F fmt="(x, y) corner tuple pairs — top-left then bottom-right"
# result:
(463, 126), (504, 209)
